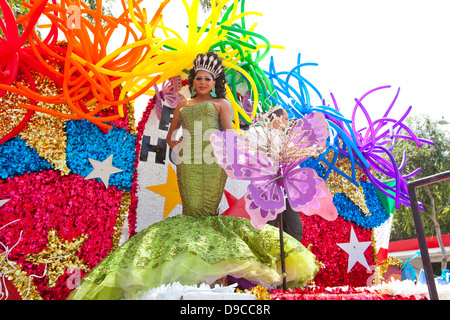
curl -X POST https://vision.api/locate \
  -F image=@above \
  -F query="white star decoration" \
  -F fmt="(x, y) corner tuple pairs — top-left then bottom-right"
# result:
(85, 154), (123, 188)
(337, 227), (372, 273)
(0, 199), (10, 207)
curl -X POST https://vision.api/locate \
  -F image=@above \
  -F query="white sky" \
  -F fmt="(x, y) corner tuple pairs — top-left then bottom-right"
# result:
(111, 0), (449, 131)
(242, 0), (450, 130)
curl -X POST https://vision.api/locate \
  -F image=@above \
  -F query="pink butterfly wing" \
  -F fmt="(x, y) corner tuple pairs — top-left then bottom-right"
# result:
(210, 131), (286, 229)
(245, 191), (285, 230)
(283, 166), (337, 221)
(162, 77), (182, 108)
(153, 85), (163, 119)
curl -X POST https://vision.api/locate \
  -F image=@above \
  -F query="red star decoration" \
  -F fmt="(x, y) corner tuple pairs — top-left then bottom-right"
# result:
(222, 190), (250, 219)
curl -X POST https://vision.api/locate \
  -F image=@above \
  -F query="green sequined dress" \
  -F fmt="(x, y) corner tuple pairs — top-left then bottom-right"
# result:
(68, 101), (320, 300)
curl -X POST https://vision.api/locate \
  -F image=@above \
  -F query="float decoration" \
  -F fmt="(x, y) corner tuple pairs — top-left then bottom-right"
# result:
(211, 112), (337, 230)
(264, 54), (434, 209)
(0, 0), (437, 300)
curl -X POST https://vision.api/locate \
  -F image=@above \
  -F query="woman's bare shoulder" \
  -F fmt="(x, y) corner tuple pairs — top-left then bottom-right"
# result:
(214, 98), (231, 109)
(175, 97), (188, 110)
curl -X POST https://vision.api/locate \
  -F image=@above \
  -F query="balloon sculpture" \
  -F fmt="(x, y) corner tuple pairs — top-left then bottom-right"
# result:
(0, 0), (432, 222)
(264, 54), (432, 209)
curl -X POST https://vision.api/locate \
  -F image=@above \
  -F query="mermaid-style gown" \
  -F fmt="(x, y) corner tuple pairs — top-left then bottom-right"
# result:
(68, 101), (320, 300)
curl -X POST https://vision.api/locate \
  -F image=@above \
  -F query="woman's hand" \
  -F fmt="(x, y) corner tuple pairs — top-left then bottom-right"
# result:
(169, 136), (183, 156)
(166, 99), (186, 149)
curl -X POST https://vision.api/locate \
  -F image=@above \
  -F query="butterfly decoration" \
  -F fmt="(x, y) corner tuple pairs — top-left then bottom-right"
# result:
(238, 90), (253, 125)
(210, 112), (338, 230)
(154, 76), (183, 119)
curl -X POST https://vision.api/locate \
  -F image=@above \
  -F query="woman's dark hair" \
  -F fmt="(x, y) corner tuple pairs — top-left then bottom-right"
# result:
(188, 52), (227, 99)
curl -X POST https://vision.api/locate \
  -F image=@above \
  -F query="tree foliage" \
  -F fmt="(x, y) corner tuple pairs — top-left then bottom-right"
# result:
(199, 0), (228, 15)
(388, 115), (450, 242)
(82, 0), (115, 24)
(1, 0), (28, 36)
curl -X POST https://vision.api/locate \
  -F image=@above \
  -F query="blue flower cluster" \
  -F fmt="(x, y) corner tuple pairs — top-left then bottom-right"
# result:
(333, 181), (390, 229)
(301, 157), (389, 229)
(66, 120), (136, 191)
(300, 157), (326, 177)
(0, 136), (53, 179)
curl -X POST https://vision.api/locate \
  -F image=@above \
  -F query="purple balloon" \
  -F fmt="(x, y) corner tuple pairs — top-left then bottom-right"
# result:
(328, 85), (432, 209)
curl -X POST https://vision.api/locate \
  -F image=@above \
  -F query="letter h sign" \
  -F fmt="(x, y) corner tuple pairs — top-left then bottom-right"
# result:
(140, 105), (174, 164)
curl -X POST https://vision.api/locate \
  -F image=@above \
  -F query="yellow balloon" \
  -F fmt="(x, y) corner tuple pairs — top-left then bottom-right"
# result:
(222, 60), (259, 119)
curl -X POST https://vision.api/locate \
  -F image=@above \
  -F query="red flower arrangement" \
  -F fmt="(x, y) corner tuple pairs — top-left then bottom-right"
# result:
(269, 286), (425, 300)
(300, 214), (376, 288)
(128, 97), (156, 237)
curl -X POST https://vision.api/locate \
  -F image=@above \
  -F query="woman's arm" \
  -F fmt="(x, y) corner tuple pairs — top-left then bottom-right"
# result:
(166, 99), (186, 149)
(218, 99), (234, 131)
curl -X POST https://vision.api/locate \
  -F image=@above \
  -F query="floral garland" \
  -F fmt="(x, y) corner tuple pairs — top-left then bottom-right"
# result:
(333, 180), (390, 229)
(300, 213), (376, 288)
(65, 120), (136, 191)
(128, 96), (156, 237)
(0, 136), (53, 178)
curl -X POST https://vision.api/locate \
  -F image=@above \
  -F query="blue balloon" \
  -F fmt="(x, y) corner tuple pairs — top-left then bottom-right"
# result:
(264, 53), (369, 186)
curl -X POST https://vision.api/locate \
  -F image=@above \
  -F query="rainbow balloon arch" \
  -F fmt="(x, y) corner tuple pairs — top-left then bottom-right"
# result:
(0, 0), (441, 300)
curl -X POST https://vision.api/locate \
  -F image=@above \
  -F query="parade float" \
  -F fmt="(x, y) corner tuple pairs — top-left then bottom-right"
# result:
(0, 0), (447, 300)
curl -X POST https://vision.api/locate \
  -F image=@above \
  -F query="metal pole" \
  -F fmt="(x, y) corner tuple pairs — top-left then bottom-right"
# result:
(407, 184), (439, 300)
(278, 212), (287, 291)
(404, 171), (450, 300)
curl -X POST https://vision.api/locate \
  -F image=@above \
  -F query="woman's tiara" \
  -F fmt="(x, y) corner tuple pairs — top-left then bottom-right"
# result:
(193, 54), (224, 79)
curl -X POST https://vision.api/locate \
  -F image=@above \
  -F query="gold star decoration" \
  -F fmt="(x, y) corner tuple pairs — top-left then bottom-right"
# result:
(0, 253), (43, 300)
(322, 151), (371, 216)
(25, 229), (90, 288)
(146, 163), (182, 219)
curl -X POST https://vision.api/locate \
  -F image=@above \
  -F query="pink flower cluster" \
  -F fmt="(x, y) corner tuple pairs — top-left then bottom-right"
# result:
(0, 170), (124, 299)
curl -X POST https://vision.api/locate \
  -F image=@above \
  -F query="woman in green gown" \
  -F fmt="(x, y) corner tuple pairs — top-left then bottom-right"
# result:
(68, 52), (320, 300)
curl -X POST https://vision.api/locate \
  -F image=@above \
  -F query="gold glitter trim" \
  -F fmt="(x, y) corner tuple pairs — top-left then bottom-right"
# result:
(25, 229), (89, 288)
(109, 191), (131, 253)
(237, 285), (272, 300)
(125, 100), (136, 135)
(0, 65), (71, 175)
(379, 257), (404, 280)
(0, 253), (43, 300)
(322, 151), (371, 216)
